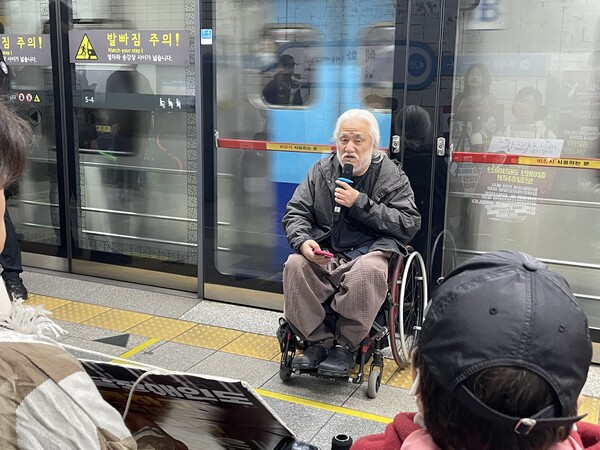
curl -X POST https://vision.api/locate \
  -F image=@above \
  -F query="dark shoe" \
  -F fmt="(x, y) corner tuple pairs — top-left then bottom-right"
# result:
(5, 277), (28, 301)
(291, 345), (329, 370)
(317, 345), (356, 377)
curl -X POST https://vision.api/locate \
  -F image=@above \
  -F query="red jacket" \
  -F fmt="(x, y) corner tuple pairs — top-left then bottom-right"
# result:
(352, 412), (600, 450)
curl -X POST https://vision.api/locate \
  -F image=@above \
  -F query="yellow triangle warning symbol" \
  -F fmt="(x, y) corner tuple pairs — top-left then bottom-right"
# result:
(76, 34), (98, 60)
(33, 94), (40, 103)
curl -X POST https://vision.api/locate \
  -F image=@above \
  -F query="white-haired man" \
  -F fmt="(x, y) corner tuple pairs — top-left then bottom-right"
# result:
(282, 109), (421, 377)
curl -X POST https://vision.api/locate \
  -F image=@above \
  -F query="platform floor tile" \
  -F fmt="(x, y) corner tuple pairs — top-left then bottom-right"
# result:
(126, 316), (195, 340)
(84, 309), (153, 332)
(385, 366), (413, 389)
(20, 284), (600, 428)
(221, 333), (282, 360)
(581, 396), (599, 425)
(25, 294), (72, 311)
(172, 323), (243, 350)
(50, 302), (110, 323)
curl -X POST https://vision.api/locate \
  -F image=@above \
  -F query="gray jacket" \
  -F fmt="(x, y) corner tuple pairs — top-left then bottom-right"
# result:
(283, 152), (421, 257)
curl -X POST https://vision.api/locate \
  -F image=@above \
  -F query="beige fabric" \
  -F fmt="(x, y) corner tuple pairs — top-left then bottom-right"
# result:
(0, 276), (11, 315)
(283, 251), (388, 350)
(0, 331), (136, 450)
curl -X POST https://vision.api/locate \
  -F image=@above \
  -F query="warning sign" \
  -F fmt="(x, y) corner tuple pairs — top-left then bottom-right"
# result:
(518, 156), (600, 170)
(75, 34), (98, 60)
(69, 30), (190, 65)
(266, 142), (332, 153)
(0, 34), (51, 66)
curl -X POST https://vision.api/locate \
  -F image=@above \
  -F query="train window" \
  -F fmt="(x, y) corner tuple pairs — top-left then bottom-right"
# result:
(360, 24), (396, 112)
(258, 26), (317, 108)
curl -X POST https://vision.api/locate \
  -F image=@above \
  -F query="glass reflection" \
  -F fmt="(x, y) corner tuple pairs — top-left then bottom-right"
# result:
(72, 0), (196, 268)
(446, 0), (600, 320)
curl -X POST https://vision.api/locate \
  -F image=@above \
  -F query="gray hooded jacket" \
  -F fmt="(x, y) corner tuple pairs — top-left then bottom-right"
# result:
(283, 152), (421, 257)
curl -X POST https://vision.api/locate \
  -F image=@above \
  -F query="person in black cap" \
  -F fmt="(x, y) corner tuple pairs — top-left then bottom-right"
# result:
(261, 54), (303, 106)
(0, 42), (28, 301)
(353, 250), (600, 450)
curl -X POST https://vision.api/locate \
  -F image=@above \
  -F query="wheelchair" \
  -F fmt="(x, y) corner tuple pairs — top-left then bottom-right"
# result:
(277, 248), (428, 398)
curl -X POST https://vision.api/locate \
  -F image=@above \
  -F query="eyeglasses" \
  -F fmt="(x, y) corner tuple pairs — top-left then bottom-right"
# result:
(516, 98), (537, 106)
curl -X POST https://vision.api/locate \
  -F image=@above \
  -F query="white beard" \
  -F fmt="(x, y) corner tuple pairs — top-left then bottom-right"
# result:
(336, 151), (372, 175)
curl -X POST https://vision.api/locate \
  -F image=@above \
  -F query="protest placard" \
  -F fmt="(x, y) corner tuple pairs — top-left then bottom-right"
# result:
(81, 360), (297, 450)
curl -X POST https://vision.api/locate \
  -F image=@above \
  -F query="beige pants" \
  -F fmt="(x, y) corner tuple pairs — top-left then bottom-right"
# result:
(283, 251), (388, 350)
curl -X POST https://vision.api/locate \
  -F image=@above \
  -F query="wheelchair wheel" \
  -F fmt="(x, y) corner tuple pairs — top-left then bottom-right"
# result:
(278, 320), (295, 382)
(389, 251), (428, 366)
(367, 365), (381, 398)
(279, 367), (292, 382)
(279, 338), (294, 382)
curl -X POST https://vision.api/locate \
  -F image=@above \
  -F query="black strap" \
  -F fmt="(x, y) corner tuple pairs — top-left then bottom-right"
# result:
(453, 384), (586, 435)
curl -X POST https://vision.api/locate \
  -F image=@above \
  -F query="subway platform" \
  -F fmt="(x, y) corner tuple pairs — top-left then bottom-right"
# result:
(18, 267), (600, 450)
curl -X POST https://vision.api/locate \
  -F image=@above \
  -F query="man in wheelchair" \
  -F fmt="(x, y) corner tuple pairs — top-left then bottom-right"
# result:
(282, 109), (421, 377)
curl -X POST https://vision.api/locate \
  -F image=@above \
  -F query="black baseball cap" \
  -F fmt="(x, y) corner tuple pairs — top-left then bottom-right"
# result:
(418, 250), (592, 435)
(279, 54), (297, 67)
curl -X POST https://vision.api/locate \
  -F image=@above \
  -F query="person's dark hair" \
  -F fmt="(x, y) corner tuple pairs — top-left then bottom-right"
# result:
(413, 348), (574, 450)
(463, 63), (491, 96)
(278, 54), (296, 69)
(512, 86), (547, 120)
(515, 86), (543, 106)
(395, 105), (432, 152)
(0, 102), (31, 189)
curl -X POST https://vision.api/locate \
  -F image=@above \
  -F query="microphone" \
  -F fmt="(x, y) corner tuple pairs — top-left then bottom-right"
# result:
(333, 163), (353, 221)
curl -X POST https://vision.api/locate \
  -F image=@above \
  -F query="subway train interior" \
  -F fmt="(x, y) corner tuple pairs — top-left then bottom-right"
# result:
(0, 0), (599, 448)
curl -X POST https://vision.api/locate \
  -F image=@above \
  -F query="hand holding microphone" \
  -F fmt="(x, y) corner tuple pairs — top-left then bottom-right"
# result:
(333, 163), (358, 222)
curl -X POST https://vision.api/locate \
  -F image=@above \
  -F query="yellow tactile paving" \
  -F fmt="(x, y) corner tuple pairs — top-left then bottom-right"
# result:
(348, 357), (400, 384)
(172, 324), (243, 350)
(385, 365), (414, 389)
(23, 292), (600, 427)
(84, 309), (152, 332)
(580, 396), (600, 425)
(126, 316), (195, 340)
(24, 294), (71, 311)
(221, 333), (280, 361)
(50, 302), (110, 323)
(381, 359), (403, 384)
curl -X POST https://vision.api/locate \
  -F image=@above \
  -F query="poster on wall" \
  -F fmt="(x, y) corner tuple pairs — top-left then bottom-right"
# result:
(470, 136), (564, 221)
(558, 68), (600, 160)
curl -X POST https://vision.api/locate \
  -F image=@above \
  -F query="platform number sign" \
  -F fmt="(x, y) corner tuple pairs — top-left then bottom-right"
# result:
(465, 0), (504, 30)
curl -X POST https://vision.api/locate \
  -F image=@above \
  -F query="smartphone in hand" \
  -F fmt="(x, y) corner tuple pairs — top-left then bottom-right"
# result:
(313, 249), (334, 258)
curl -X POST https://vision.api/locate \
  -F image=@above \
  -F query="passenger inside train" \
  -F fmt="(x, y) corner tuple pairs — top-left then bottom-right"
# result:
(353, 250), (600, 450)
(262, 54), (304, 106)
(282, 108), (420, 378)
